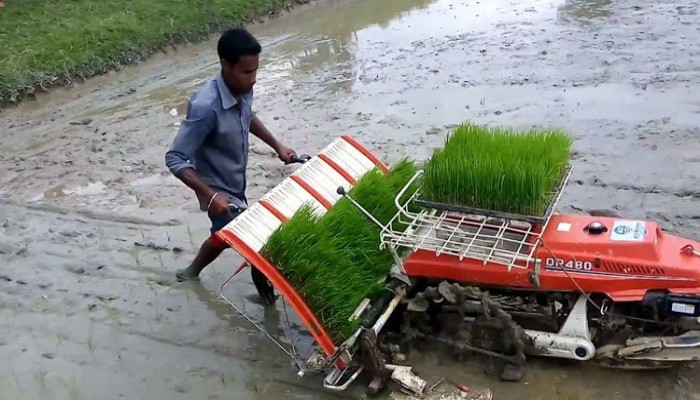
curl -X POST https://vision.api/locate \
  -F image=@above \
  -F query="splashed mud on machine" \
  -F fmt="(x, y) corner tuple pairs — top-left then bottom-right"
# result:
(213, 136), (700, 396)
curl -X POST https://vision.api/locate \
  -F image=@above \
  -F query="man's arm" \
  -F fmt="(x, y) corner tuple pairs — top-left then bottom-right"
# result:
(165, 100), (217, 201)
(249, 115), (295, 163)
(249, 114), (281, 152)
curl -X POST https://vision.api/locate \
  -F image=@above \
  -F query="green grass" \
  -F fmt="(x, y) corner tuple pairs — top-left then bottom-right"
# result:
(421, 123), (573, 216)
(261, 158), (419, 342)
(0, 0), (308, 105)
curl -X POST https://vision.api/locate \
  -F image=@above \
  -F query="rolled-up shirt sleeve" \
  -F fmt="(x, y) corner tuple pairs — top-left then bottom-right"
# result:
(165, 99), (216, 177)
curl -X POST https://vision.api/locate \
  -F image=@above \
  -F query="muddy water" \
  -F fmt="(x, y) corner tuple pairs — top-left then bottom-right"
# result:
(1, 0), (700, 399)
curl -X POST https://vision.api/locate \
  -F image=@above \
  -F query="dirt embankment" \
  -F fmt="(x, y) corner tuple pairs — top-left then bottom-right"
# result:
(0, 0), (311, 107)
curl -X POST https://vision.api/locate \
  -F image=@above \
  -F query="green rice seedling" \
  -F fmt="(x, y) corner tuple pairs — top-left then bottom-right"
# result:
(261, 159), (419, 341)
(59, 375), (80, 400)
(421, 123), (573, 216)
(36, 370), (47, 389)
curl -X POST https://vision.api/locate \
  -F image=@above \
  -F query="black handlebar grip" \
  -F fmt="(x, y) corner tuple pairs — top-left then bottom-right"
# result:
(290, 154), (311, 164)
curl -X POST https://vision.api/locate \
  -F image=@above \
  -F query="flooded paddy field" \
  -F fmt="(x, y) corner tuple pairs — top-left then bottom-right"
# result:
(1, 0), (699, 399)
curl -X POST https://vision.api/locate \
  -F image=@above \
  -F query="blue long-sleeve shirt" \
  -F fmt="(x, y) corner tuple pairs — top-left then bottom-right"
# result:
(165, 73), (254, 211)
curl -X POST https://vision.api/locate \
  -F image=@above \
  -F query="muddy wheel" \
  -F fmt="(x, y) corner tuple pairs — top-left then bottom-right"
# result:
(365, 377), (385, 397)
(499, 362), (525, 382)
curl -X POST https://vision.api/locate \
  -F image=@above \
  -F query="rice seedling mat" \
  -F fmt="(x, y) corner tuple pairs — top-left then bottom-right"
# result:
(261, 159), (420, 342)
(415, 123), (574, 225)
(414, 166), (572, 225)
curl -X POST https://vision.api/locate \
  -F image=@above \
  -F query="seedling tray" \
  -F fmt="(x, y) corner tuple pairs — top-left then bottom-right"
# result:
(414, 164), (572, 225)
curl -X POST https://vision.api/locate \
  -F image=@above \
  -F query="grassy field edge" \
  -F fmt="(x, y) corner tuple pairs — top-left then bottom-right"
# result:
(0, 0), (311, 108)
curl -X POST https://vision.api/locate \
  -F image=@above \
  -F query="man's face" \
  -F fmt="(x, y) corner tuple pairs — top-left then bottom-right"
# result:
(222, 55), (259, 95)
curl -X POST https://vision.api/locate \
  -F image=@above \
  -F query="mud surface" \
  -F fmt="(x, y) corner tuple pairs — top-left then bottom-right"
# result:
(1, 0), (700, 399)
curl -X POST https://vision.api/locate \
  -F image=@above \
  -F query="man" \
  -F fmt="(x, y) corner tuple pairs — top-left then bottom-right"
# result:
(165, 27), (296, 283)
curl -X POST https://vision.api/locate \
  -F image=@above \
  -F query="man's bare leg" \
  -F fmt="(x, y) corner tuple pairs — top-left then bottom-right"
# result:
(176, 237), (226, 282)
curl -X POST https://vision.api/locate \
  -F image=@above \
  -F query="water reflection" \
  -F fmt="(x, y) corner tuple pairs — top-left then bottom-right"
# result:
(254, 0), (436, 95)
(557, 0), (613, 25)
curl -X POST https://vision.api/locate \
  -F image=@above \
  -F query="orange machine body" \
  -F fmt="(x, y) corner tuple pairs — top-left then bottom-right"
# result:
(403, 214), (700, 302)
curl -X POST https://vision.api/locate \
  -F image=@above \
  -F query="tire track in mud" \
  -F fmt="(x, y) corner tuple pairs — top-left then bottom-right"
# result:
(579, 181), (700, 200)
(0, 199), (182, 226)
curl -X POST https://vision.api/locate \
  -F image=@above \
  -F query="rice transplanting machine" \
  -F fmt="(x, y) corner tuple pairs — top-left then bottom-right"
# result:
(214, 136), (700, 396)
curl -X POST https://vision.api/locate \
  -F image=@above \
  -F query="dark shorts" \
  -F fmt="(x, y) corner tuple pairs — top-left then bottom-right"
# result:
(208, 211), (241, 234)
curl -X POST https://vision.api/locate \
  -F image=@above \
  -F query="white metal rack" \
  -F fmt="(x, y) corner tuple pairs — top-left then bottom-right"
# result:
(377, 167), (571, 271)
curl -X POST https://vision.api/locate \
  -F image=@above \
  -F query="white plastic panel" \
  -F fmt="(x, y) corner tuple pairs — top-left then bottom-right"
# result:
(336, 138), (379, 171)
(220, 136), (385, 253)
(220, 203), (282, 252)
(321, 139), (377, 180)
(261, 178), (327, 219)
(292, 157), (351, 205)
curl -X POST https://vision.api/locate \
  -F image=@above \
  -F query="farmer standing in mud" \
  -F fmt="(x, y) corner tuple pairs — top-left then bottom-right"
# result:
(165, 27), (296, 283)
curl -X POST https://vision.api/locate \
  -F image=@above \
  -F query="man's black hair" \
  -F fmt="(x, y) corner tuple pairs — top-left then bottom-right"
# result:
(217, 27), (262, 64)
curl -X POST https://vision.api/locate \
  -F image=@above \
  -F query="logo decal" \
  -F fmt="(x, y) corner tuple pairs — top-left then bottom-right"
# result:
(610, 220), (647, 242)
